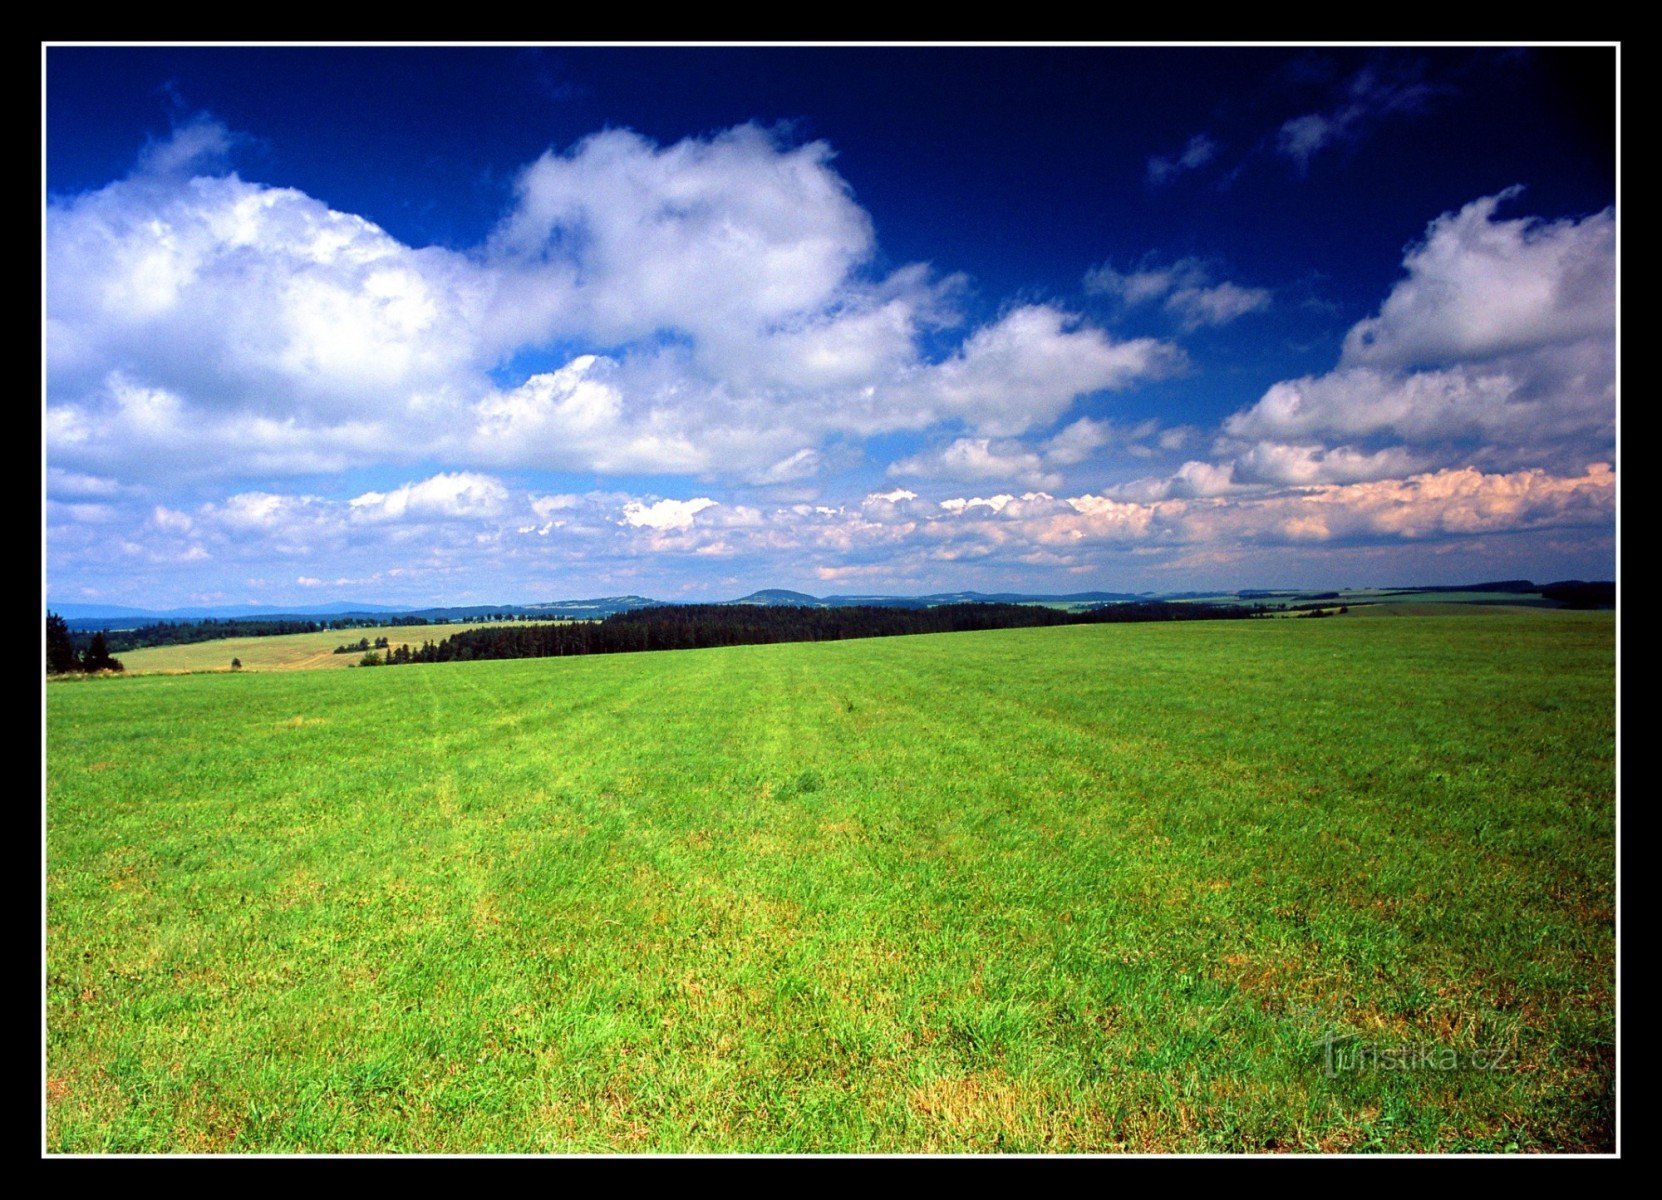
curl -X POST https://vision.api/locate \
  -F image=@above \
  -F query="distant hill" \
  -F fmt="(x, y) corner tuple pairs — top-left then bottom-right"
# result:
(51, 600), (408, 623)
(50, 602), (160, 621)
(48, 578), (1616, 629)
(1376, 579), (1540, 596)
(736, 589), (1153, 609)
(726, 589), (826, 607)
(917, 590), (1147, 605)
(521, 596), (666, 619)
(49, 596), (664, 628)
(1538, 580), (1616, 609)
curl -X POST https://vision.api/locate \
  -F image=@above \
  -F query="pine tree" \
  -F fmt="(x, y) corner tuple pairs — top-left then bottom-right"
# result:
(46, 612), (79, 674)
(82, 631), (124, 673)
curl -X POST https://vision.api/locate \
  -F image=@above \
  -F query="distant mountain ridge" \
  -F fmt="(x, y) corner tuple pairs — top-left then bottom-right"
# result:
(50, 600), (409, 622)
(48, 579), (1614, 626)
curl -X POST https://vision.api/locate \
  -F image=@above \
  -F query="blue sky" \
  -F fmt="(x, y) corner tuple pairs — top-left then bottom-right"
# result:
(45, 45), (1617, 606)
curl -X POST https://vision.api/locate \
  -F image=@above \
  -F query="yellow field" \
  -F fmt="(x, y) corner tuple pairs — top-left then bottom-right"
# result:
(110, 621), (559, 674)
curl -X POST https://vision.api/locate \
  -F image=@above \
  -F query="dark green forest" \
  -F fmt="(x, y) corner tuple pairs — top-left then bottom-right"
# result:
(380, 600), (1260, 667)
(65, 615), (436, 655)
(46, 613), (122, 674)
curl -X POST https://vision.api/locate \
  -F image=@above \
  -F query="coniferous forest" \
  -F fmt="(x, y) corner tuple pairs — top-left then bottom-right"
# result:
(387, 600), (1259, 666)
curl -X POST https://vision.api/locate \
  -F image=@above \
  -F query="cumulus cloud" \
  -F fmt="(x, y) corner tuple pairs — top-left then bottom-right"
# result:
(47, 457), (1616, 608)
(215, 490), (321, 532)
(1103, 459), (1243, 502)
(47, 120), (1613, 605)
(620, 497), (718, 530)
(1341, 189), (1615, 368)
(489, 124), (876, 347)
(348, 472), (510, 523)
(48, 169), (488, 417)
(49, 119), (1172, 492)
(1231, 441), (1425, 486)
(866, 488), (917, 505)
(1085, 256), (1270, 330)
(1042, 417), (1117, 466)
(889, 438), (1061, 491)
(1224, 191), (1615, 474)
(890, 305), (1180, 436)
(887, 415), (1185, 492)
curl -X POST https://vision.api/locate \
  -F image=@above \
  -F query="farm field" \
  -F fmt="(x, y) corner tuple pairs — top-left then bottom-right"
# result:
(1344, 591), (1561, 608)
(1348, 602), (1554, 619)
(107, 622), (561, 675)
(1174, 589), (1564, 611)
(45, 611), (1615, 1153)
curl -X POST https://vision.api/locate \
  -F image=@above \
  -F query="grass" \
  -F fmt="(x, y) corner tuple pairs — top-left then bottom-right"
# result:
(1345, 591), (1562, 608)
(106, 621), (560, 675)
(1348, 602), (1554, 619)
(45, 611), (1615, 1153)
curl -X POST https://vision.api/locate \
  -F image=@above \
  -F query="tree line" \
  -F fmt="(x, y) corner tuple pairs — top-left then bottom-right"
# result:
(47, 613), (123, 674)
(60, 611), (563, 655)
(64, 615), (437, 656)
(375, 600), (1261, 667)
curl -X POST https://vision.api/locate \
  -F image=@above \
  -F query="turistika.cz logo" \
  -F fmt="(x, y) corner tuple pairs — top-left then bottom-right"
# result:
(1319, 1030), (1516, 1078)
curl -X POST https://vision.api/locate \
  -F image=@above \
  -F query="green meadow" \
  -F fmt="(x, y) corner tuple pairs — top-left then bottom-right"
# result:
(45, 610), (1615, 1153)
(108, 621), (558, 675)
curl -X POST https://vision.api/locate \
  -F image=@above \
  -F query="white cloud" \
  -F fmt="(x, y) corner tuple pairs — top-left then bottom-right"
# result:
(349, 472), (510, 523)
(1159, 460), (1240, 499)
(48, 460), (1615, 608)
(216, 491), (317, 532)
(1277, 115), (1334, 171)
(1227, 365), (1521, 444)
(620, 497), (717, 530)
(1277, 61), (1438, 171)
(888, 415), (1184, 491)
(1232, 441), (1424, 486)
(754, 448), (825, 485)
(1085, 256), (1269, 330)
(489, 124), (875, 347)
(134, 114), (239, 179)
(1165, 281), (1272, 331)
(467, 355), (715, 476)
(938, 494), (1018, 514)
(46, 468), (126, 500)
(1341, 189), (1615, 368)
(889, 437), (1061, 491)
(50, 120), (1175, 491)
(1085, 258), (1206, 305)
(150, 505), (194, 533)
(1224, 191), (1614, 476)
(47, 121), (1613, 603)
(1147, 134), (1217, 186)
(891, 305), (1180, 437)
(1227, 462), (1616, 542)
(48, 168), (488, 417)
(1042, 417), (1116, 466)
